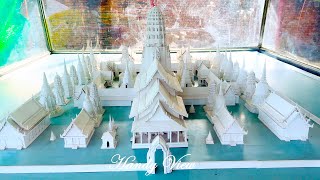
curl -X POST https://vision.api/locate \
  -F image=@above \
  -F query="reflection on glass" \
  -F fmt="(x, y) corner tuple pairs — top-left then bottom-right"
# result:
(263, 0), (320, 67)
(0, 0), (47, 67)
(42, 0), (264, 51)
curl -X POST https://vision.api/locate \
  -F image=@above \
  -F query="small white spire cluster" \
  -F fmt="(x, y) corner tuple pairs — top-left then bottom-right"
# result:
(53, 73), (66, 106)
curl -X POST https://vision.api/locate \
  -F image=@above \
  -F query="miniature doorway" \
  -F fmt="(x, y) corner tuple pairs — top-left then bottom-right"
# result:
(146, 135), (172, 174)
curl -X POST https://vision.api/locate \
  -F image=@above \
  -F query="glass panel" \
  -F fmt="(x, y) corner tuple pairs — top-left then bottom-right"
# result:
(0, 0), (48, 67)
(42, 0), (265, 51)
(263, 0), (320, 68)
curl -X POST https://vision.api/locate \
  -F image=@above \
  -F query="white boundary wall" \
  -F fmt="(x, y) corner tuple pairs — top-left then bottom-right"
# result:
(1, 160), (320, 174)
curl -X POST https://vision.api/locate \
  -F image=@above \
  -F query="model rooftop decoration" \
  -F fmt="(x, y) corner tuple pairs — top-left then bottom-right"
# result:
(90, 83), (105, 115)
(50, 131), (56, 141)
(189, 104), (195, 114)
(206, 131), (214, 144)
(0, 98), (50, 150)
(77, 56), (87, 85)
(180, 48), (193, 88)
(101, 116), (117, 149)
(206, 80), (216, 111)
(83, 92), (102, 127)
(53, 73), (67, 106)
(62, 60), (73, 99)
(246, 61), (270, 113)
(223, 53), (234, 82)
(70, 64), (79, 87)
(258, 92), (313, 141)
(236, 58), (247, 94)
(129, 5), (188, 149)
(207, 85), (247, 146)
(61, 109), (95, 149)
(244, 71), (256, 101)
(39, 73), (64, 117)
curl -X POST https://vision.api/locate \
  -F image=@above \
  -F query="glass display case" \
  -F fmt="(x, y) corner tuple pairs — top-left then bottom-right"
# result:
(1, 0), (320, 179)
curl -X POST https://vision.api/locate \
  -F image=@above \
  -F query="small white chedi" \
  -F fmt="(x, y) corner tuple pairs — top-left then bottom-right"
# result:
(206, 131), (214, 144)
(0, 98), (50, 150)
(101, 116), (118, 149)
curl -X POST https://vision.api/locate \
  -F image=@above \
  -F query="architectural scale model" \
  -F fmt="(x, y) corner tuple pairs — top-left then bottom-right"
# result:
(129, 5), (189, 149)
(206, 85), (247, 146)
(101, 118), (118, 149)
(0, 98), (50, 150)
(82, 92), (102, 127)
(206, 131), (214, 144)
(258, 92), (313, 141)
(60, 109), (95, 149)
(62, 60), (73, 99)
(189, 104), (196, 113)
(39, 73), (64, 118)
(53, 73), (67, 106)
(50, 131), (56, 142)
(246, 61), (270, 113)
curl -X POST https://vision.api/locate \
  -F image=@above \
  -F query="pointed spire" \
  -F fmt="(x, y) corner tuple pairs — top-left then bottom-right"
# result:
(62, 59), (73, 98)
(261, 60), (267, 83)
(77, 56), (86, 85)
(206, 131), (214, 144)
(83, 91), (96, 118)
(218, 83), (223, 96)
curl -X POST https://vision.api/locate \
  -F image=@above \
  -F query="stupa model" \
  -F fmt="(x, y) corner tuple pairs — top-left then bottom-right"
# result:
(129, 3), (188, 149)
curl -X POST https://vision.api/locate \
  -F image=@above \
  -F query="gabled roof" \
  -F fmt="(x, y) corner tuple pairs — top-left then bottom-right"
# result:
(215, 106), (244, 134)
(61, 109), (95, 137)
(260, 92), (305, 127)
(10, 98), (49, 131)
(129, 80), (188, 118)
(131, 102), (187, 133)
(102, 131), (116, 139)
(134, 60), (182, 92)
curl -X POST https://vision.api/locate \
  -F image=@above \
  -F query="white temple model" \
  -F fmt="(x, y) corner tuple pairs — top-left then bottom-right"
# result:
(50, 131), (56, 141)
(189, 104), (195, 114)
(82, 53), (91, 82)
(60, 109), (95, 149)
(223, 53), (234, 82)
(0, 98), (50, 150)
(90, 83), (105, 115)
(70, 64), (79, 87)
(232, 61), (240, 82)
(205, 80), (216, 111)
(246, 61), (270, 113)
(101, 117), (118, 149)
(62, 60), (74, 99)
(120, 60), (134, 88)
(39, 72), (64, 117)
(82, 92), (102, 127)
(206, 131), (214, 144)
(129, 5), (189, 149)
(209, 85), (247, 146)
(258, 92), (313, 141)
(53, 73), (67, 106)
(244, 71), (256, 101)
(77, 55), (87, 85)
(180, 48), (193, 88)
(236, 58), (247, 94)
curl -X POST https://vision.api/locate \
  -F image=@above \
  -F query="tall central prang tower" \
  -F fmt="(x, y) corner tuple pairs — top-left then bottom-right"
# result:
(129, 2), (188, 149)
(140, 3), (172, 73)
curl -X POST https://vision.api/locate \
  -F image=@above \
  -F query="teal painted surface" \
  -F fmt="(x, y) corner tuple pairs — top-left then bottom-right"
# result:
(1, 102), (320, 166)
(2, 168), (320, 180)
